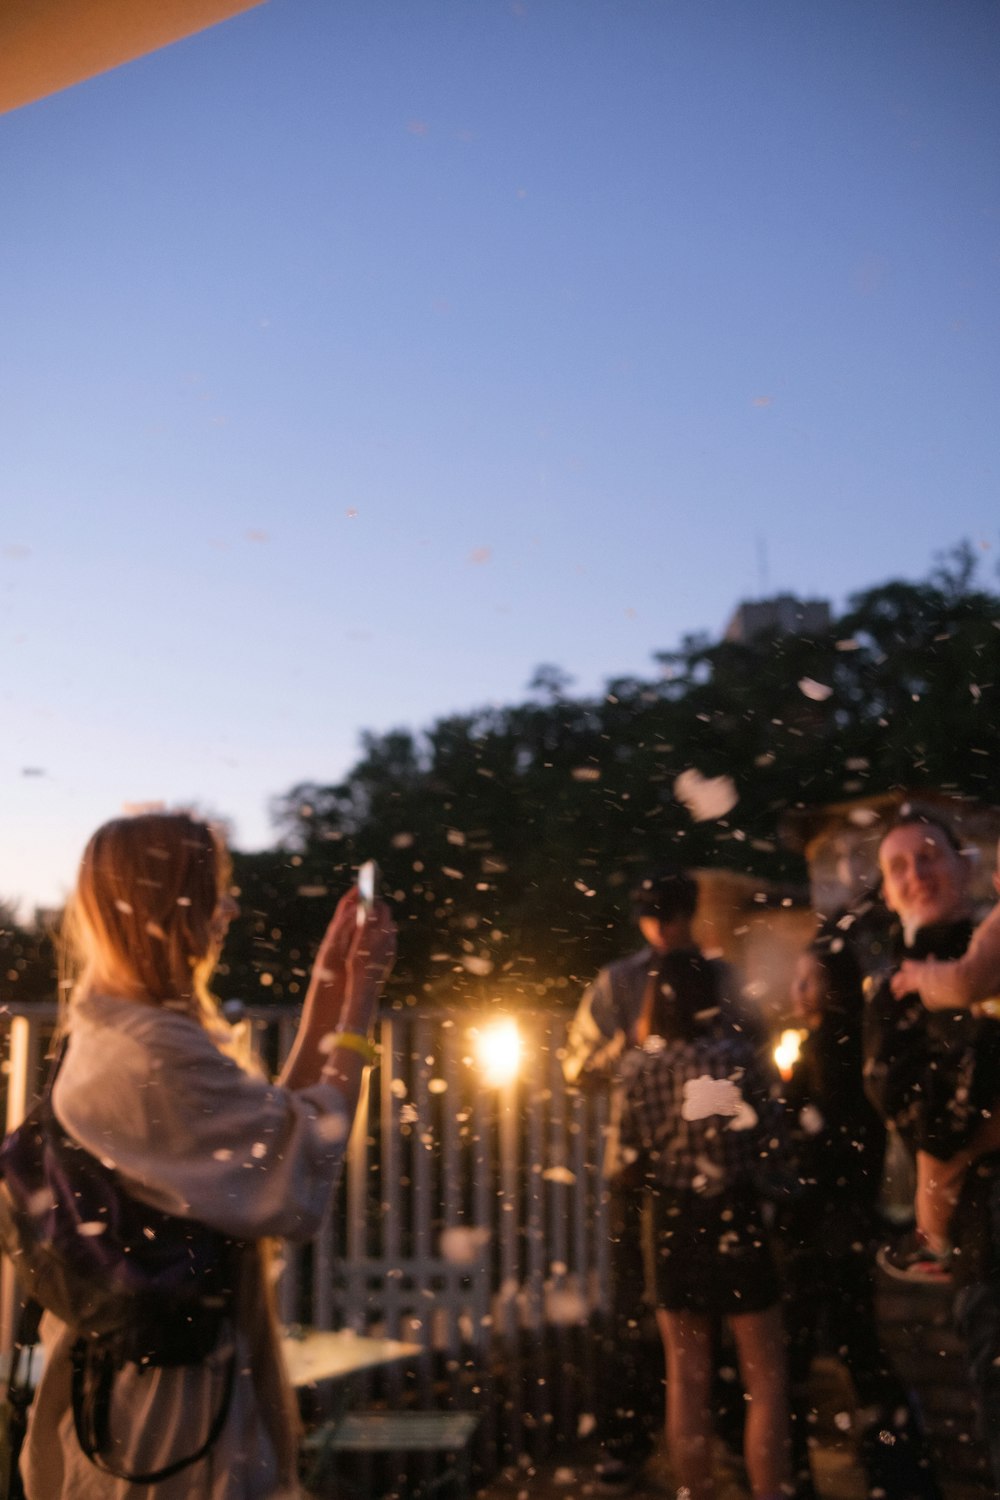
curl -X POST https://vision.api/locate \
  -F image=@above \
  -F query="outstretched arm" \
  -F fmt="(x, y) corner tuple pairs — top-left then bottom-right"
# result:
(891, 903), (1000, 1012)
(280, 888), (396, 1116)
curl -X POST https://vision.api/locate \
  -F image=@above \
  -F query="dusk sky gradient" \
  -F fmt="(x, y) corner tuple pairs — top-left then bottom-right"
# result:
(2, 0), (998, 915)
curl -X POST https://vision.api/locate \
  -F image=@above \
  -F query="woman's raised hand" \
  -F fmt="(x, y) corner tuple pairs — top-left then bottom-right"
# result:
(309, 888), (396, 1031)
(341, 897), (396, 1034)
(350, 898), (397, 983)
(315, 888), (396, 975)
(313, 888), (361, 980)
(280, 888), (396, 1092)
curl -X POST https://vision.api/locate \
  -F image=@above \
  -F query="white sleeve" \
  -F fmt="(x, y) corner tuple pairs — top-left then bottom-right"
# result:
(563, 967), (625, 1085)
(55, 1014), (351, 1243)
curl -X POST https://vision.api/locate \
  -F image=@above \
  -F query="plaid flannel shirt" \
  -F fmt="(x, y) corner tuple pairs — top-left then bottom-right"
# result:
(619, 1032), (787, 1197)
(563, 948), (758, 1180)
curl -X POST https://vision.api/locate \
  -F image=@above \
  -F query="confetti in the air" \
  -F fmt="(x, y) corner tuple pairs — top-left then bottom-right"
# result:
(681, 1075), (756, 1130)
(440, 1226), (490, 1264)
(315, 1113), (350, 1144)
(674, 769), (738, 822)
(798, 677), (833, 701)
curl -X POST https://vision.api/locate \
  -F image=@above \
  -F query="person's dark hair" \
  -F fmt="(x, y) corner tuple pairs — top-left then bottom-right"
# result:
(630, 866), (698, 923)
(649, 950), (718, 1042)
(807, 934), (863, 1019)
(880, 807), (964, 857)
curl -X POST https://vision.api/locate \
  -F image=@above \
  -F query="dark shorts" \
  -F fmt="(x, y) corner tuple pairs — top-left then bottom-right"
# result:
(650, 1184), (780, 1317)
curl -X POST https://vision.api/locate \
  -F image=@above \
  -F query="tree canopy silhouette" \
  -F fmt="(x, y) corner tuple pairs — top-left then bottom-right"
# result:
(217, 546), (1000, 1009)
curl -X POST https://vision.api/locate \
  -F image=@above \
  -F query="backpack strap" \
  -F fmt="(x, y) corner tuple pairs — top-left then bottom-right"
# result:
(2, 1298), (44, 1500)
(70, 1331), (236, 1484)
(0, 1043), (59, 1499)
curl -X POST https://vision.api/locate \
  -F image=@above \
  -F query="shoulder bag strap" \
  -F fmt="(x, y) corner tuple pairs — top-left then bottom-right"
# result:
(71, 1333), (237, 1485)
(2, 1297), (44, 1500)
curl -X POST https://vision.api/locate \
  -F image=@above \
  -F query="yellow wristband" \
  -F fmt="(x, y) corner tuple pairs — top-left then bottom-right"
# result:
(328, 1030), (377, 1066)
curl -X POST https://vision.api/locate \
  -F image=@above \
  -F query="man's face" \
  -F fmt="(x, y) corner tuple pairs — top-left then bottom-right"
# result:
(878, 823), (970, 936)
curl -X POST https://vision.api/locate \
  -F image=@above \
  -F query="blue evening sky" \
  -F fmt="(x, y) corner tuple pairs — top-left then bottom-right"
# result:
(2, 0), (998, 914)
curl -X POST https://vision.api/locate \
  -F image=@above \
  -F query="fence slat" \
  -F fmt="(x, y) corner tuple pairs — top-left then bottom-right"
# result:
(412, 1018), (434, 1263)
(380, 1016), (401, 1268)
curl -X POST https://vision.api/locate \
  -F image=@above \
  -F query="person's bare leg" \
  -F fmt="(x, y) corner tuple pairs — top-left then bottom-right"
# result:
(728, 1305), (792, 1500)
(656, 1307), (715, 1499)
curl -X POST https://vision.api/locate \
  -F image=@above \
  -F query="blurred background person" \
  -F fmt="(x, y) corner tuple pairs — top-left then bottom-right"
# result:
(564, 865), (758, 1490)
(779, 938), (940, 1500)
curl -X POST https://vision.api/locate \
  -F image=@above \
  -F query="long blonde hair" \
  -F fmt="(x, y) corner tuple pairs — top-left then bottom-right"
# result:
(62, 811), (230, 1026)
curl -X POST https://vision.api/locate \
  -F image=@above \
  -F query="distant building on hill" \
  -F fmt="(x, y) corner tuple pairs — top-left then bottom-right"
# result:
(725, 593), (831, 644)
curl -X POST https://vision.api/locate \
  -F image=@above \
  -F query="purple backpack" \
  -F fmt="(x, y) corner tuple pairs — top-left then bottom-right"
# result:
(0, 1045), (239, 1482)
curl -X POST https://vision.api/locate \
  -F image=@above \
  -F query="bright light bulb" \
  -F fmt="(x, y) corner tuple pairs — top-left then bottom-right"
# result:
(474, 1018), (522, 1086)
(774, 1028), (805, 1081)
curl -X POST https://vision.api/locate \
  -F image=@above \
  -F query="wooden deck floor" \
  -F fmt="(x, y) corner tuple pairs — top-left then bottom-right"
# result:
(479, 1360), (986, 1500)
(478, 1270), (992, 1500)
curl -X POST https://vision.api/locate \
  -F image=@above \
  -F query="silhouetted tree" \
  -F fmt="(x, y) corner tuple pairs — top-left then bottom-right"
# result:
(0, 902), (58, 1007)
(143, 546), (1000, 1008)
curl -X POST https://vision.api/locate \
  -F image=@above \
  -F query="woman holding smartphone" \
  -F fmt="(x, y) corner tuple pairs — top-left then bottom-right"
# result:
(21, 810), (394, 1499)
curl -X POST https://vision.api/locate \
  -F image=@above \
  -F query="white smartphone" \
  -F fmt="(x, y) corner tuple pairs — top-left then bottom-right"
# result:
(356, 860), (379, 924)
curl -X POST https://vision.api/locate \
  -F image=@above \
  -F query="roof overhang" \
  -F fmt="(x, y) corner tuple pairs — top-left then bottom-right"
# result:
(1, 0), (266, 115)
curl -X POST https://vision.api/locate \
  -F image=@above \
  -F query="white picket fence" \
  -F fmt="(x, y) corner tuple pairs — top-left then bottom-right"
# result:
(1, 1002), (610, 1407)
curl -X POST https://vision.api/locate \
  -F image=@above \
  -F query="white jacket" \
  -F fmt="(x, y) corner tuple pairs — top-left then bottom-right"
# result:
(23, 993), (350, 1500)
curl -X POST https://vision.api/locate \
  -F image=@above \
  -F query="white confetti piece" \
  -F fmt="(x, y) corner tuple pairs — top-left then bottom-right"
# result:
(315, 1113), (350, 1144)
(682, 1074), (753, 1125)
(440, 1226), (490, 1264)
(674, 769), (738, 821)
(27, 1188), (55, 1217)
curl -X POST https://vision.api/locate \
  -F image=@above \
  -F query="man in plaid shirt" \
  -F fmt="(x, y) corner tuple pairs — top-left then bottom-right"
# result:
(618, 1028), (785, 1199)
(564, 867), (755, 1489)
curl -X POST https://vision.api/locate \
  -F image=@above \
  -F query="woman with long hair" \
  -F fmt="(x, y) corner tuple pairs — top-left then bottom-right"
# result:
(20, 810), (395, 1499)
